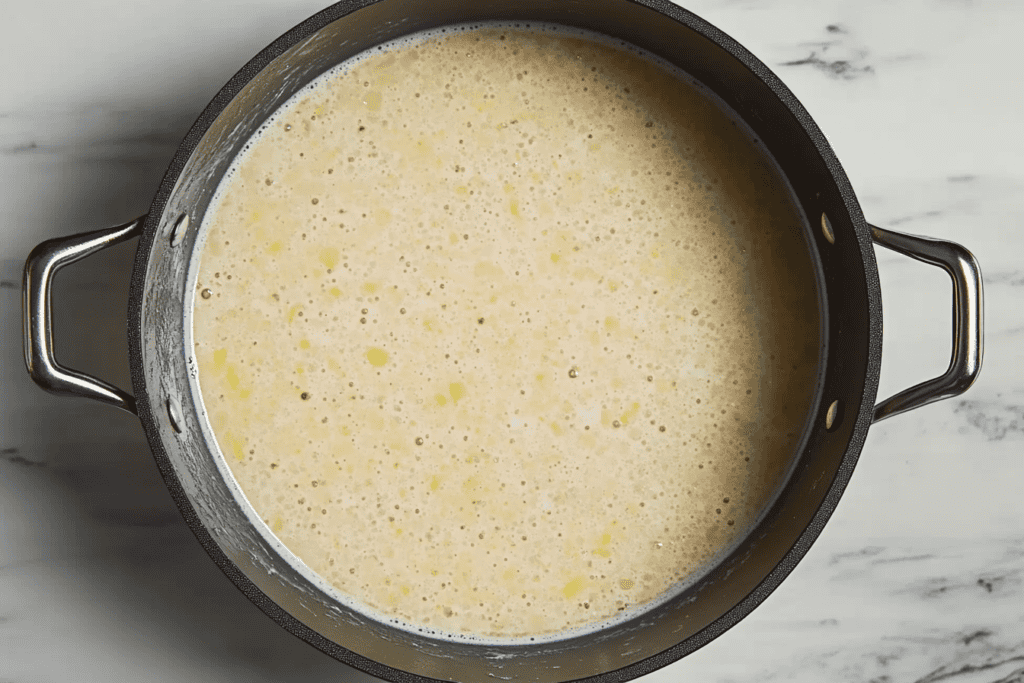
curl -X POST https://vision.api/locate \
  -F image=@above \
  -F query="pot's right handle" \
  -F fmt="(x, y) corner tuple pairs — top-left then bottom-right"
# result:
(23, 217), (145, 415)
(869, 224), (983, 423)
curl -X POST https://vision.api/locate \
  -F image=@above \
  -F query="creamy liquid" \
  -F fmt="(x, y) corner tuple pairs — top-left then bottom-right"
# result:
(193, 25), (821, 641)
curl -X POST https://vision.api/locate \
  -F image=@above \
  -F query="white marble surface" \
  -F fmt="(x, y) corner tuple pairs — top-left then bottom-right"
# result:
(1, 0), (1021, 681)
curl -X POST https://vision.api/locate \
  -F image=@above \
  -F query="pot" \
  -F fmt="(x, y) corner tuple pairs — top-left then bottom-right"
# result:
(22, 1), (984, 681)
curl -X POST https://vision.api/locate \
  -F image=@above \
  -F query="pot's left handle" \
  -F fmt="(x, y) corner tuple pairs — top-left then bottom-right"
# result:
(23, 217), (145, 415)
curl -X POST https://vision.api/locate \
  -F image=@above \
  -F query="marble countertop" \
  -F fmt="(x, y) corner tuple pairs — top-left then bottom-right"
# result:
(2, 1), (1021, 681)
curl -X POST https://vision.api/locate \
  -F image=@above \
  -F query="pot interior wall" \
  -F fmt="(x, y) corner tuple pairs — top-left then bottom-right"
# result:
(130, 0), (877, 681)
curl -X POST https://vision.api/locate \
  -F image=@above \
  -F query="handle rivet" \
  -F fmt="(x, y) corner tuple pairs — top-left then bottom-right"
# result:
(170, 213), (190, 247)
(166, 396), (184, 433)
(825, 399), (842, 431)
(821, 212), (835, 244)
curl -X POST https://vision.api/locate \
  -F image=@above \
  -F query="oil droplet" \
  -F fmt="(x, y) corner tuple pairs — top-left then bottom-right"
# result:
(366, 347), (389, 367)
(568, 368), (579, 378)
(201, 288), (212, 299)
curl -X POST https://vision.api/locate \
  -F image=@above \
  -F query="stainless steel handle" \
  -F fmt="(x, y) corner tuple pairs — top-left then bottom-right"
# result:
(23, 217), (145, 415)
(870, 223), (983, 423)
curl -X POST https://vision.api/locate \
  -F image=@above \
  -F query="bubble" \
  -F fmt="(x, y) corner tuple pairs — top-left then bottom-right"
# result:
(415, 437), (424, 446)
(200, 288), (212, 299)
(612, 420), (621, 428)
(568, 368), (578, 378)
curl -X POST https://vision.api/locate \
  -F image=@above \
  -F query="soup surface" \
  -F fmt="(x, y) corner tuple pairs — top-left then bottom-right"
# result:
(193, 25), (821, 640)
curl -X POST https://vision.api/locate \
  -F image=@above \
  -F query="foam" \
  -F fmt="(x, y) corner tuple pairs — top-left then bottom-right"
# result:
(190, 23), (821, 644)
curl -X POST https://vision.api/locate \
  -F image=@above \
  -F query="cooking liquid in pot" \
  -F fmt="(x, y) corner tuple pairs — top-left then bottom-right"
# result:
(192, 25), (821, 641)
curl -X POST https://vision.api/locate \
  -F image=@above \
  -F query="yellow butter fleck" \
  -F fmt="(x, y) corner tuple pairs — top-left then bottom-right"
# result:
(435, 393), (448, 406)
(299, 339), (310, 349)
(267, 241), (282, 254)
(227, 433), (245, 462)
(328, 287), (341, 297)
(430, 475), (441, 491)
(213, 348), (227, 370)
(288, 305), (302, 323)
(562, 576), (585, 599)
(366, 347), (389, 367)
(510, 199), (520, 217)
(319, 247), (339, 269)
(271, 516), (284, 532)
(550, 252), (561, 263)
(362, 282), (380, 295)
(226, 364), (241, 390)
(363, 91), (382, 110)
(620, 401), (641, 425)
(449, 382), (465, 403)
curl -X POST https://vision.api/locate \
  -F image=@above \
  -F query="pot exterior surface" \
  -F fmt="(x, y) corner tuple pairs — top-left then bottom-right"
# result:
(126, 1), (882, 680)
